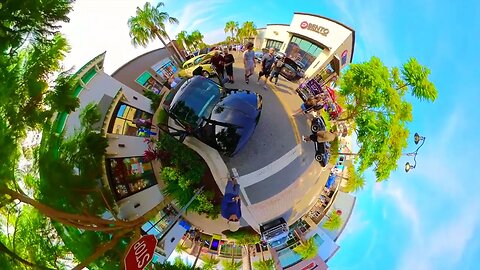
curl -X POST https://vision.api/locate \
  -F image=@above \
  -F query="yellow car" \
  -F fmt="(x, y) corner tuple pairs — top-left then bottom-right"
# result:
(178, 54), (215, 78)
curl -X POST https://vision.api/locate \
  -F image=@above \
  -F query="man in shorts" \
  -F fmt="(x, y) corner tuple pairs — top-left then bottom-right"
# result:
(242, 42), (256, 84)
(221, 176), (241, 232)
(257, 47), (276, 89)
(269, 55), (285, 85)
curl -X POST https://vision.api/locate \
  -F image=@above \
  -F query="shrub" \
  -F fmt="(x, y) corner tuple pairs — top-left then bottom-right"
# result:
(144, 90), (163, 111)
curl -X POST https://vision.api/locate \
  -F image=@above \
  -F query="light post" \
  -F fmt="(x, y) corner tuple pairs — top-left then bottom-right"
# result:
(404, 133), (426, 172)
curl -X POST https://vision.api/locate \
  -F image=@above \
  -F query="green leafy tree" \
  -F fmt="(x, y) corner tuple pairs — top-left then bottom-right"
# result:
(237, 21), (257, 43)
(222, 260), (243, 270)
(190, 30), (205, 50)
(323, 211), (343, 231)
(225, 21), (239, 42)
(176, 30), (192, 53)
(340, 164), (366, 193)
(337, 56), (437, 181)
(128, 2), (182, 65)
(292, 238), (318, 260)
(253, 259), (276, 270)
(0, 2), (164, 269)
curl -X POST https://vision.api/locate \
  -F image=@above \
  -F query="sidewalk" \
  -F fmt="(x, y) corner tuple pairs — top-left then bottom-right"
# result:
(177, 55), (332, 234)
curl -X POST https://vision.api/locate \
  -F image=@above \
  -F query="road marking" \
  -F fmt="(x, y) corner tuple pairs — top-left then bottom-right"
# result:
(270, 83), (301, 144)
(238, 144), (302, 187)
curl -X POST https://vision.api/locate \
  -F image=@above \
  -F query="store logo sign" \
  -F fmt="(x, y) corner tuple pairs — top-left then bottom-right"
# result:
(300, 21), (329, 36)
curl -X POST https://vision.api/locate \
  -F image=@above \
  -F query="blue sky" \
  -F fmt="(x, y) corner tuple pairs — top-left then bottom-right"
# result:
(61, 1), (480, 269)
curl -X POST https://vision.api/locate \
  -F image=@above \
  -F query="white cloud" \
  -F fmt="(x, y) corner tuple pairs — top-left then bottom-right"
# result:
(383, 183), (421, 237)
(337, 209), (371, 242)
(397, 202), (480, 270)
(330, 0), (399, 64)
(61, 0), (162, 73)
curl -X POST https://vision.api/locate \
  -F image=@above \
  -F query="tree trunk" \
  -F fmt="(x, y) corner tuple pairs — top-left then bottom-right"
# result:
(192, 240), (202, 268)
(0, 241), (49, 269)
(154, 31), (181, 67)
(231, 243), (234, 264)
(337, 152), (358, 156)
(72, 230), (130, 270)
(245, 245), (252, 270)
(164, 34), (184, 63)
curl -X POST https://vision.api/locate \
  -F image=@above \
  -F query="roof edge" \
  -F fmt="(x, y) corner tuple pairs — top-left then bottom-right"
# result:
(110, 47), (166, 77)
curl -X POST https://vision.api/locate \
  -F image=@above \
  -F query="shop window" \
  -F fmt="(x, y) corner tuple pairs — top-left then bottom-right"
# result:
(152, 59), (178, 82)
(108, 103), (153, 137)
(286, 36), (323, 70)
(265, 39), (283, 51)
(136, 71), (162, 94)
(141, 205), (178, 238)
(106, 156), (157, 201)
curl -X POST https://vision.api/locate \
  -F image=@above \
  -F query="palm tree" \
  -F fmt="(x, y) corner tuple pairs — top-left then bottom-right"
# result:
(225, 21), (239, 42)
(239, 21), (258, 43)
(323, 210), (343, 231)
(201, 255), (220, 270)
(127, 2), (182, 66)
(340, 164), (366, 193)
(190, 30), (205, 50)
(253, 259), (275, 270)
(222, 260), (242, 270)
(236, 234), (259, 270)
(176, 30), (189, 52)
(185, 34), (196, 52)
(292, 238), (318, 260)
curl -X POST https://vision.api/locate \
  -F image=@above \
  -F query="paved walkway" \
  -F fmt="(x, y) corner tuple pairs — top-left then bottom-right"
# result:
(177, 51), (332, 234)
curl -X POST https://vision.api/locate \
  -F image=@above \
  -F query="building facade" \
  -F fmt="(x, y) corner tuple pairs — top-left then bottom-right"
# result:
(254, 12), (355, 79)
(57, 50), (187, 263)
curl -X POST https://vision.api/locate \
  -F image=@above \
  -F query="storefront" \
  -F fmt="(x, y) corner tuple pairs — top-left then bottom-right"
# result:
(255, 13), (355, 79)
(106, 156), (157, 201)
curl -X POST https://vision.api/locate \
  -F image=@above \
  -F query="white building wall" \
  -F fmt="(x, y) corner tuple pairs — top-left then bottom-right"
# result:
(262, 25), (291, 49)
(117, 185), (164, 220)
(106, 134), (148, 158)
(64, 70), (153, 137)
(254, 28), (266, 49)
(305, 228), (339, 261)
(289, 14), (352, 51)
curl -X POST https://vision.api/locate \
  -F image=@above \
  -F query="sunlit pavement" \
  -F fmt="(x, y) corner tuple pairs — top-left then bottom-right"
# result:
(180, 51), (332, 234)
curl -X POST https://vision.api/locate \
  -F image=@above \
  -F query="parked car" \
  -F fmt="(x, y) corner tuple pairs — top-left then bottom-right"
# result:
(168, 76), (263, 156)
(178, 54), (215, 78)
(260, 217), (289, 249)
(280, 57), (305, 82)
(254, 51), (264, 63)
(310, 117), (331, 167)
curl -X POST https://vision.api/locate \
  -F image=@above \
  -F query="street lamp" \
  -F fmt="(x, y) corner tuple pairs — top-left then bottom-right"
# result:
(404, 133), (426, 173)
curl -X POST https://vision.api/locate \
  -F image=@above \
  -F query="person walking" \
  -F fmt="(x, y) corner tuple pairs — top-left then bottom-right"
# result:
(243, 42), (256, 84)
(257, 47), (276, 89)
(269, 55), (285, 85)
(223, 47), (235, 83)
(211, 50), (225, 82)
(221, 176), (241, 232)
(302, 129), (340, 143)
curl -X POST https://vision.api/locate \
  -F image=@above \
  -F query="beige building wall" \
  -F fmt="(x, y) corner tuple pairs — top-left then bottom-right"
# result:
(262, 24), (290, 50)
(116, 185), (164, 220)
(111, 48), (170, 93)
(254, 28), (266, 49)
(254, 12), (355, 78)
